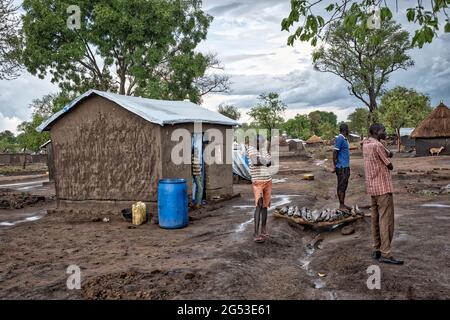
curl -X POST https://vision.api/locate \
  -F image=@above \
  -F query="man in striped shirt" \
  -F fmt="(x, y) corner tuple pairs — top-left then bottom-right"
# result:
(192, 147), (203, 209)
(363, 124), (403, 265)
(245, 134), (272, 243)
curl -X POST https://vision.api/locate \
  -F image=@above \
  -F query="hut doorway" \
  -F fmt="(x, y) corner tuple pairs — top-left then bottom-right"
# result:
(192, 132), (206, 205)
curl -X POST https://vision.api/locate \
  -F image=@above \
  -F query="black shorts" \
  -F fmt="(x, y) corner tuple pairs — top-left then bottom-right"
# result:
(336, 167), (350, 192)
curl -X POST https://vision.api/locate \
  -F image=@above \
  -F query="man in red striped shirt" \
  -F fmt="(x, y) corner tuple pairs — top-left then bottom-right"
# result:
(363, 124), (404, 265)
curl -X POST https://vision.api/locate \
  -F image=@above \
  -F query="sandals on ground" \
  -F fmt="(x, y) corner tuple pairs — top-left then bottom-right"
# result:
(254, 236), (265, 243)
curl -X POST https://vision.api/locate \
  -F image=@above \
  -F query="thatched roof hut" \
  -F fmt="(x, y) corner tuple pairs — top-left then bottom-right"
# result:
(411, 102), (450, 139)
(306, 135), (324, 144)
(411, 102), (450, 156)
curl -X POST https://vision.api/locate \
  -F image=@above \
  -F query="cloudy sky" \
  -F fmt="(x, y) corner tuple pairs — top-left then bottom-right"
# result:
(0, 0), (449, 132)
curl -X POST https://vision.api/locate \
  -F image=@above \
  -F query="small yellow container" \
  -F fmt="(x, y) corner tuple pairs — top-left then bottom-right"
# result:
(303, 174), (315, 180)
(132, 202), (147, 226)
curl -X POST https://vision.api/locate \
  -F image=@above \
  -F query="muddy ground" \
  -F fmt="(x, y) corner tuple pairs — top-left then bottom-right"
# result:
(0, 152), (449, 300)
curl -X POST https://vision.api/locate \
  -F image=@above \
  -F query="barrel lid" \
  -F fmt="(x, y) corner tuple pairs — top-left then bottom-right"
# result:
(159, 179), (187, 184)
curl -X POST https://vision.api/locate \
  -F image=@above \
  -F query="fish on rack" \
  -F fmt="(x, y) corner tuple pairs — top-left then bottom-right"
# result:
(274, 204), (363, 223)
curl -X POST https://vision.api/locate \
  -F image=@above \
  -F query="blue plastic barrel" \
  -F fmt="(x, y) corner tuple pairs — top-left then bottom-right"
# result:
(157, 179), (188, 229)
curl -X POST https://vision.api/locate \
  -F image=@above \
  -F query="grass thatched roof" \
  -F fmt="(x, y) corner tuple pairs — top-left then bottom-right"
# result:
(411, 102), (450, 139)
(306, 135), (324, 144)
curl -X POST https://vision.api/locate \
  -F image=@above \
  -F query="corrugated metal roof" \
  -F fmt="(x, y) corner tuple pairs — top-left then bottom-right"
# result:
(400, 128), (414, 137)
(39, 140), (51, 149)
(37, 90), (239, 132)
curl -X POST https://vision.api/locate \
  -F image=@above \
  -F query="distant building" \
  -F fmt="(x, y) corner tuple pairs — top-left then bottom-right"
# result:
(348, 133), (361, 143)
(39, 140), (55, 181)
(411, 102), (450, 156)
(399, 128), (415, 151)
(286, 138), (306, 151)
(305, 135), (324, 147)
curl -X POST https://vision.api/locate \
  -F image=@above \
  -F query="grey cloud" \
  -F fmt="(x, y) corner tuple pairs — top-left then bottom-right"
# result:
(224, 69), (355, 111)
(0, 72), (58, 119)
(223, 52), (276, 63)
(207, 2), (243, 16)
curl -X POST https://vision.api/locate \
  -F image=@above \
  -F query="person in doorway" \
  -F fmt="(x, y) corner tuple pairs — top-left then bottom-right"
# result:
(246, 134), (272, 243)
(363, 123), (403, 265)
(332, 123), (351, 211)
(192, 146), (203, 210)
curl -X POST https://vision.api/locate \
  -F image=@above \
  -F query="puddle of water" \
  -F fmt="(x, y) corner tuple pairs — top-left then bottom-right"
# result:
(421, 203), (450, 208)
(232, 205), (254, 209)
(0, 210), (47, 228)
(314, 279), (326, 289)
(234, 218), (254, 233)
(232, 195), (301, 234)
(314, 159), (328, 167)
(394, 233), (411, 241)
(272, 178), (287, 184)
(299, 258), (310, 270)
(0, 179), (47, 189)
(270, 195), (300, 209)
(327, 292), (337, 300)
(298, 244), (316, 276)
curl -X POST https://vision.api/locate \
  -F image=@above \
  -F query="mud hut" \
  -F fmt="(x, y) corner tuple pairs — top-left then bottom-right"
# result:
(39, 140), (55, 181)
(306, 135), (324, 147)
(286, 139), (305, 152)
(37, 90), (238, 213)
(399, 128), (415, 151)
(348, 133), (361, 143)
(410, 102), (450, 157)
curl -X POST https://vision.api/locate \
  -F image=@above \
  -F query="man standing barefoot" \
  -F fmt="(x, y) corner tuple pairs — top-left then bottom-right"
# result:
(363, 124), (404, 265)
(246, 134), (272, 243)
(332, 123), (351, 211)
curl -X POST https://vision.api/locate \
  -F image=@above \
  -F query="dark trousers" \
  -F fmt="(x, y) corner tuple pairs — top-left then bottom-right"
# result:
(336, 167), (350, 193)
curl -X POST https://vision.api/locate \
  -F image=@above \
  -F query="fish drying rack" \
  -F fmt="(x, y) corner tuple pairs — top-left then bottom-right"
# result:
(272, 210), (364, 227)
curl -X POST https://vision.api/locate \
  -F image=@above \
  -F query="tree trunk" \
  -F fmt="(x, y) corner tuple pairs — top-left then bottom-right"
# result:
(22, 147), (27, 169)
(119, 67), (126, 95)
(368, 112), (375, 125)
(369, 92), (378, 114)
(396, 128), (401, 153)
(119, 77), (126, 95)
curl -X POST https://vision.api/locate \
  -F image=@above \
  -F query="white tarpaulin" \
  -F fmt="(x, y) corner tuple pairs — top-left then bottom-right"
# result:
(232, 144), (251, 181)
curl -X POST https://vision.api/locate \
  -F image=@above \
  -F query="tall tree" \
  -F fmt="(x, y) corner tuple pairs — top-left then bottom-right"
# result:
(376, 86), (432, 152)
(282, 1), (450, 48)
(30, 91), (75, 118)
(194, 53), (231, 100)
(308, 110), (337, 137)
(248, 92), (286, 144)
(21, 0), (229, 102)
(0, 0), (22, 79)
(318, 121), (338, 140)
(0, 130), (18, 152)
(283, 114), (311, 139)
(312, 18), (413, 116)
(217, 103), (241, 120)
(347, 107), (370, 137)
(15, 91), (72, 161)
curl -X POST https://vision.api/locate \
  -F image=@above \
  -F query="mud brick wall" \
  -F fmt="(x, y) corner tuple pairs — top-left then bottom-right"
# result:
(50, 96), (162, 203)
(415, 138), (450, 156)
(161, 123), (233, 200)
